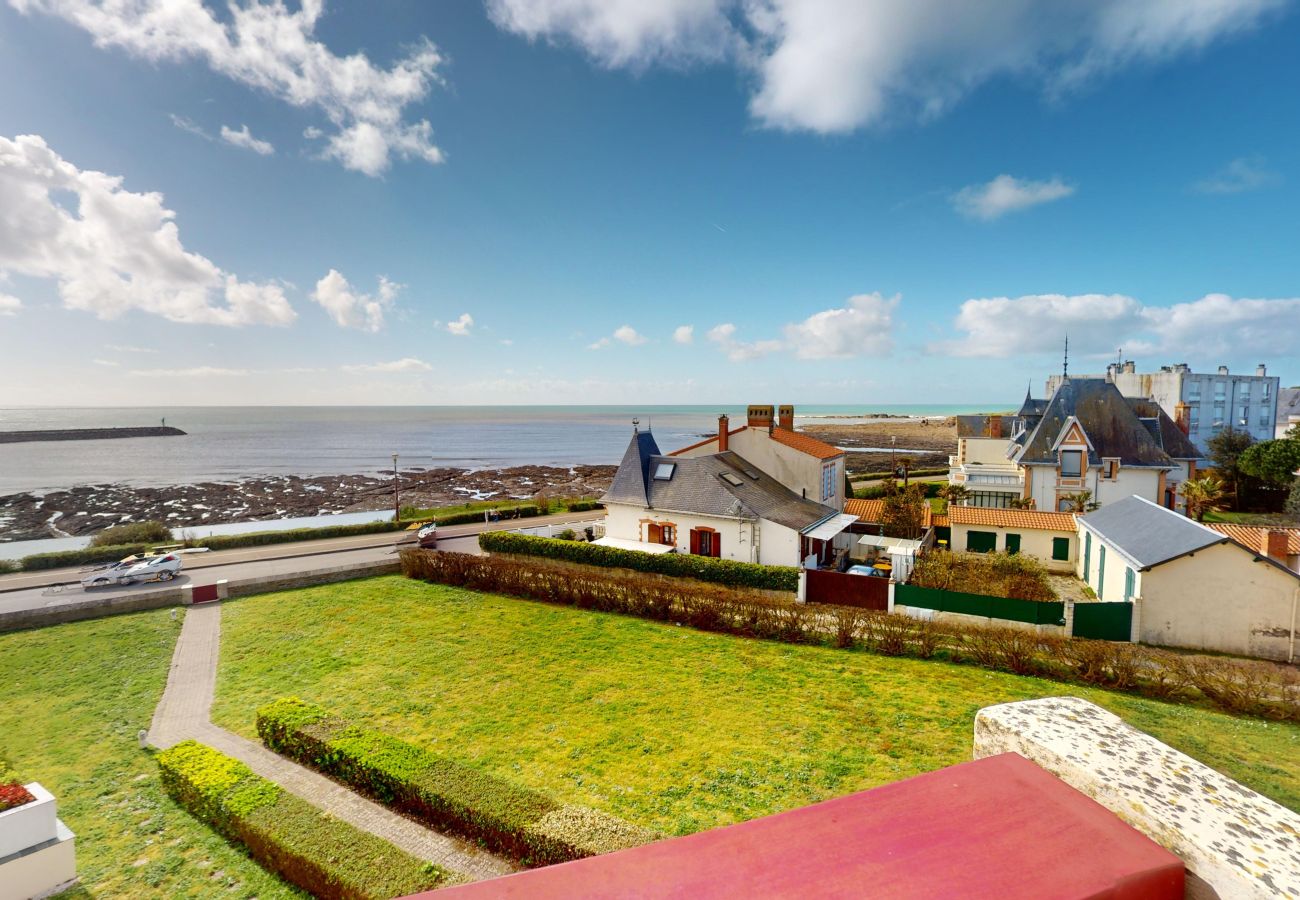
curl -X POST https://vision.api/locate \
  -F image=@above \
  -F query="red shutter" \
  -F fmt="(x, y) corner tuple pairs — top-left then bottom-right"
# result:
(689, 528), (701, 555)
(711, 531), (721, 558)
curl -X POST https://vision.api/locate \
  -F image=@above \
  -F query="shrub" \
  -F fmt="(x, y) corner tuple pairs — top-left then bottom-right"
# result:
(157, 740), (454, 899)
(910, 551), (1056, 602)
(89, 520), (172, 548)
(0, 558), (17, 574)
(257, 698), (657, 866)
(478, 531), (799, 592)
(192, 520), (404, 551)
(20, 542), (151, 571)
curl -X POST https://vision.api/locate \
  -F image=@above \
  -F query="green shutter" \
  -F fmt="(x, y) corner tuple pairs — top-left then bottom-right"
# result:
(1083, 532), (1091, 582)
(1098, 546), (1106, 600)
(966, 530), (997, 553)
(1005, 533), (1021, 555)
(1124, 567), (1135, 601)
(1051, 537), (1070, 561)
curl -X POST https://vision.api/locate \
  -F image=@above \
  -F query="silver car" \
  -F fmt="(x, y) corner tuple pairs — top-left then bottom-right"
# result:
(81, 553), (183, 588)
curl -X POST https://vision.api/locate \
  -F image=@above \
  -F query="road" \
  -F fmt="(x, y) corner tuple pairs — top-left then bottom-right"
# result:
(0, 511), (601, 616)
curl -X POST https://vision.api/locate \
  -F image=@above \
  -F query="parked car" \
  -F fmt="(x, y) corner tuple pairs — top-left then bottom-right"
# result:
(81, 554), (182, 588)
(847, 564), (889, 578)
(416, 523), (438, 549)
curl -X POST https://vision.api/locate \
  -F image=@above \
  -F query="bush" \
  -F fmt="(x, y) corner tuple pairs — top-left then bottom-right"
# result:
(0, 558), (17, 574)
(157, 740), (454, 898)
(478, 531), (799, 592)
(191, 520), (403, 551)
(88, 520), (172, 548)
(910, 551), (1056, 602)
(20, 542), (151, 571)
(257, 698), (657, 866)
(855, 481), (943, 500)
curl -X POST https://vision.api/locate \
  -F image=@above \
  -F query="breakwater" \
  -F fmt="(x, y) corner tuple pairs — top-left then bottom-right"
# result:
(0, 427), (187, 444)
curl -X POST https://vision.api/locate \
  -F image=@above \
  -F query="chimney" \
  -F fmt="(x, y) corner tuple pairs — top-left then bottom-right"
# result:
(1218, 365), (1229, 375)
(1256, 363), (1267, 377)
(747, 404), (774, 429)
(777, 405), (794, 431)
(1174, 402), (1191, 435)
(989, 416), (1003, 438)
(1262, 530), (1289, 564)
(718, 414), (730, 452)
(1124, 361), (1136, 374)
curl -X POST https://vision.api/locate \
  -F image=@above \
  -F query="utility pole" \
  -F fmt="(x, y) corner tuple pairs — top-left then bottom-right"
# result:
(891, 435), (897, 476)
(392, 453), (400, 521)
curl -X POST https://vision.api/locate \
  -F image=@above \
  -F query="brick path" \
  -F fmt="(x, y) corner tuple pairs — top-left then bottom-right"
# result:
(148, 602), (516, 882)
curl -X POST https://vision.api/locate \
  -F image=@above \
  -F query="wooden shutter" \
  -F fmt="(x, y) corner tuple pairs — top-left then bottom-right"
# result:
(690, 528), (701, 555)
(710, 531), (721, 558)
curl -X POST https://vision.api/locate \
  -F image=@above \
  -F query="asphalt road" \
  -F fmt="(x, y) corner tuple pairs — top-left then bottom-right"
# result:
(0, 512), (600, 615)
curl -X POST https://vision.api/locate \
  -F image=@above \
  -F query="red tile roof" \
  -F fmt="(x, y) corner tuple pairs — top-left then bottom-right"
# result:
(947, 507), (1077, 532)
(845, 498), (935, 529)
(768, 426), (844, 460)
(1206, 523), (1300, 555)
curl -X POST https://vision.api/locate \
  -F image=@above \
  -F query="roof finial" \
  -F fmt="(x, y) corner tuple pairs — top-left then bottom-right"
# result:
(632, 417), (640, 433)
(1062, 334), (1069, 381)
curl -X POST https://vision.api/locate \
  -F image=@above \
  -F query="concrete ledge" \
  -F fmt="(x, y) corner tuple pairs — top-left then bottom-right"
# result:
(223, 559), (400, 598)
(973, 696), (1300, 900)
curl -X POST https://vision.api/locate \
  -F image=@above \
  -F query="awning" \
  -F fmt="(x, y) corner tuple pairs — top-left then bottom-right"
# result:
(802, 513), (860, 542)
(590, 537), (676, 554)
(857, 534), (923, 554)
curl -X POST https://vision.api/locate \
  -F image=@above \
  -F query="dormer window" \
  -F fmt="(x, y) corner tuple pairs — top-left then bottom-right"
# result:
(1060, 450), (1083, 478)
(1101, 458), (1119, 480)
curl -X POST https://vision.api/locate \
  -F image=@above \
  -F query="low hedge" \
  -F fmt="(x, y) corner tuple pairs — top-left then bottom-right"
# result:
(854, 481), (944, 500)
(257, 698), (658, 866)
(19, 542), (152, 571)
(191, 520), (404, 551)
(157, 740), (454, 898)
(478, 531), (799, 592)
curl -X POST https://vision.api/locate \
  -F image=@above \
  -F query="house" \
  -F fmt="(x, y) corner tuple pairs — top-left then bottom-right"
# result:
(671, 405), (847, 512)
(1047, 361), (1280, 453)
(950, 379), (1202, 513)
(1277, 386), (1300, 438)
(599, 424), (858, 567)
(1076, 496), (1300, 661)
(1206, 524), (1300, 574)
(946, 507), (1078, 573)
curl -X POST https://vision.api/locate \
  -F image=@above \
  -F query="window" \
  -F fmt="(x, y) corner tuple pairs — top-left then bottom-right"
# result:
(1060, 450), (1083, 478)
(653, 462), (676, 481)
(1187, 382), (1201, 400)
(691, 527), (720, 558)
(719, 472), (744, 486)
(659, 525), (675, 545)
(1005, 533), (1021, 555)
(966, 531), (997, 553)
(1260, 411), (1271, 427)
(1101, 458), (1119, 480)
(1051, 537), (1070, 561)
(1263, 382), (1272, 398)
(821, 462), (836, 502)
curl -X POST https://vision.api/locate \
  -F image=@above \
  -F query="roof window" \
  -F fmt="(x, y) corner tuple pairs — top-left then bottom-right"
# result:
(719, 472), (744, 486)
(653, 462), (676, 481)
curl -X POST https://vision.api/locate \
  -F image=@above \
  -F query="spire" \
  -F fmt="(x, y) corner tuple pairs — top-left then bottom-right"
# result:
(1062, 335), (1069, 381)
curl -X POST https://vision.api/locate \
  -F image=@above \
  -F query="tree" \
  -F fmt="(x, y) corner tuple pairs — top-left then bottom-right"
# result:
(937, 483), (970, 508)
(880, 479), (926, 539)
(1238, 438), (1300, 488)
(1205, 428), (1255, 507)
(1287, 477), (1300, 522)
(89, 520), (171, 548)
(1059, 490), (1099, 513)
(1179, 474), (1230, 522)
(896, 456), (916, 486)
(1008, 497), (1036, 510)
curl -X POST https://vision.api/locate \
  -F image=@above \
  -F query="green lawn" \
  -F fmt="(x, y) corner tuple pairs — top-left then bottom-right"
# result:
(214, 576), (1300, 836)
(0, 611), (303, 899)
(1202, 509), (1296, 526)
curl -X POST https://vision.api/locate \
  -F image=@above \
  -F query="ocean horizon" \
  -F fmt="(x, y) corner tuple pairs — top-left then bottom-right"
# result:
(0, 404), (1009, 495)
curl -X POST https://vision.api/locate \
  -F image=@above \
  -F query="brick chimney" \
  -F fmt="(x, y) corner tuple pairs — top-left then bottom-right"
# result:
(989, 416), (1003, 438)
(747, 405), (774, 429)
(718, 414), (730, 452)
(1174, 402), (1191, 435)
(777, 405), (794, 431)
(1262, 530), (1289, 564)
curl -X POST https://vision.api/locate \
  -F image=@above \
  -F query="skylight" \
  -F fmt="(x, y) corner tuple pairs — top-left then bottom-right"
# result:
(653, 462), (676, 480)
(744, 469), (759, 480)
(719, 472), (744, 486)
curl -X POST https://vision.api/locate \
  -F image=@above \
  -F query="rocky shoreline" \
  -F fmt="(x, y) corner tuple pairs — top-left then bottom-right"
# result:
(0, 465), (616, 542)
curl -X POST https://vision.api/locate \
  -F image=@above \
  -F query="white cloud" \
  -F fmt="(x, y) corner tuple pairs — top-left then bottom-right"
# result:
(220, 124), (274, 156)
(587, 337), (610, 350)
(0, 134), (295, 326)
(587, 323), (647, 349)
(91, 358), (118, 367)
(488, 1), (1279, 133)
(446, 312), (474, 336)
(929, 292), (1300, 359)
(0, 293), (20, 316)
(311, 270), (399, 332)
(673, 324), (694, 344)
(129, 366), (250, 377)
(706, 322), (783, 362)
(499, 338), (514, 346)
(106, 344), (158, 353)
(341, 357), (432, 373)
(169, 113), (211, 140)
(14, 0), (446, 176)
(1194, 155), (1281, 194)
(952, 175), (1075, 221)
(784, 292), (897, 359)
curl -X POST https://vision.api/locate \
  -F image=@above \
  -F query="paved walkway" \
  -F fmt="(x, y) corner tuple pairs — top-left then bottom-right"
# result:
(148, 602), (516, 882)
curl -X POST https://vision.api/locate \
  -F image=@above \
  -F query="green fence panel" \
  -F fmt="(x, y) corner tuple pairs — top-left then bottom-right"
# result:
(1072, 602), (1133, 641)
(894, 585), (1064, 626)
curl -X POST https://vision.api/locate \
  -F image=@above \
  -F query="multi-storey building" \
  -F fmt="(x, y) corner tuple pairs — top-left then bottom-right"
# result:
(1047, 361), (1280, 453)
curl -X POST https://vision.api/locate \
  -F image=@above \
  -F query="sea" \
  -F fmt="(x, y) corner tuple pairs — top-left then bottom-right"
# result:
(0, 404), (1007, 496)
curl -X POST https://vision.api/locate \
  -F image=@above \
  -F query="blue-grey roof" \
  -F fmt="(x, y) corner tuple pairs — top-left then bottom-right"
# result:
(603, 429), (661, 507)
(1013, 379), (1179, 469)
(1078, 495), (1226, 570)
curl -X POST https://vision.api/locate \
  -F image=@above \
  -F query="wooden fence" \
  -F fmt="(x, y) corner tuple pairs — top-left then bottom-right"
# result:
(805, 568), (889, 610)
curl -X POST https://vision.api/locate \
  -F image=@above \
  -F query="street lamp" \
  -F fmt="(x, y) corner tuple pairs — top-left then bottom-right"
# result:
(392, 453), (400, 521)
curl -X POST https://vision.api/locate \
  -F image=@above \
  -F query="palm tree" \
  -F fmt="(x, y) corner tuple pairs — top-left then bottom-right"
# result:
(897, 455), (916, 486)
(938, 483), (970, 508)
(1059, 490), (1099, 513)
(1008, 497), (1036, 510)
(1179, 474), (1230, 522)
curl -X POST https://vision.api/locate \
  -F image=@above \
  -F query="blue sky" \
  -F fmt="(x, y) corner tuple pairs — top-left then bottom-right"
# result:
(1, 0), (1298, 406)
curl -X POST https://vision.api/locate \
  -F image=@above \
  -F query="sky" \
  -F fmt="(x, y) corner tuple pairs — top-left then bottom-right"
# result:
(1, 0), (1299, 407)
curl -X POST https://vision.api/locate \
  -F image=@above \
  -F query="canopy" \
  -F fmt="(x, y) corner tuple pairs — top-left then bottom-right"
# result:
(589, 536), (676, 554)
(856, 534), (923, 555)
(801, 513), (860, 542)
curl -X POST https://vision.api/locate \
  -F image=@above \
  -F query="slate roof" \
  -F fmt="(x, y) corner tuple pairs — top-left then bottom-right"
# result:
(669, 427), (745, 457)
(955, 415), (1017, 439)
(1077, 496), (1226, 570)
(1013, 379), (1179, 470)
(1125, 398), (1202, 460)
(947, 507), (1077, 532)
(603, 433), (836, 532)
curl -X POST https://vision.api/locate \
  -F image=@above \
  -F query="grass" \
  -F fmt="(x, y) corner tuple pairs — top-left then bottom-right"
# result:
(0, 611), (303, 899)
(214, 576), (1300, 836)
(1202, 509), (1296, 526)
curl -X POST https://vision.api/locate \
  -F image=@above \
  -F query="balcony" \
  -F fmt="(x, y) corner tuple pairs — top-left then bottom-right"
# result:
(949, 462), (1024, 489)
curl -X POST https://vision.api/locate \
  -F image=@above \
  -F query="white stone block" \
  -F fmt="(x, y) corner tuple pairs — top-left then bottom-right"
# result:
(974, 696), (1300, 900)
(0, 819), (77, 900)
(0, 784), (56, 861)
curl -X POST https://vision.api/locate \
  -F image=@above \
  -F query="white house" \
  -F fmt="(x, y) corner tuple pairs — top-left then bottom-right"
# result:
(600, 422), (856, 568)
(1076, 496), (1300, 662)
(946, 507), (1079, 573)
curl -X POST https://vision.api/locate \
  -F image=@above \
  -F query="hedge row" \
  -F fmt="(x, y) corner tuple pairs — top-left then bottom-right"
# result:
(854, 481), (944, 500)
(257, 698), (658, 866)
(191, 520), (404, 551)
(156, 740), (454, 899)
(401, 549), (1300, 722)
(478, 531), (799, 592)
(17, 542), (152, 571)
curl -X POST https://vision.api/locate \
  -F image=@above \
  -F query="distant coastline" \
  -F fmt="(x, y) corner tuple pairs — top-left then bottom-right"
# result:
(0, 426), (186, 444)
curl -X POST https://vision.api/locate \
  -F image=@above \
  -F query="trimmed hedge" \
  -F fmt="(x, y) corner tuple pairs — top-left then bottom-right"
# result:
(258, 698), (658, 866)
(157, 740), (454, 899)
(854, 481), (944, 500)
(478, 531), (799, 592)
(191, 520), (404, 551)
(19, 542), (152, 571)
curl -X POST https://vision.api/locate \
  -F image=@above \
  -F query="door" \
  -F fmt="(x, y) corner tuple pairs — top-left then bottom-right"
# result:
(1005, 533), (1021, 555)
